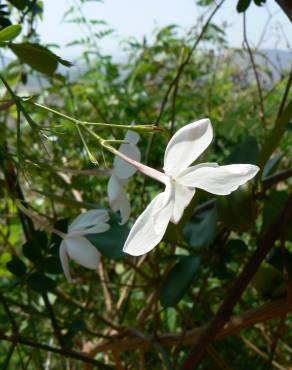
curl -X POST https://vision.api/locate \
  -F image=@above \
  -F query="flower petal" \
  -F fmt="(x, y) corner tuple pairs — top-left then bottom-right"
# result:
(171, 183), (196, 224)
(68, 209), (109, 234)
(59, 240), (72, 283)
(178, 163), (259, 195)
(123, 192), (172, 256)
(83, 223), (110, 234)
(108, 174), (131, 224)
(107, 174), (126, 207)
(113, 131), (141, 179)
(163, 118), (213, 176)
(125, 130), (140, 145)
(152, 184), (174, 234)
(65, 236), (100, 269)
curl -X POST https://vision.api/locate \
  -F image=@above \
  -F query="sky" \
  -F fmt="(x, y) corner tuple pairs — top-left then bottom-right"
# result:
(37, 0), (291, 59)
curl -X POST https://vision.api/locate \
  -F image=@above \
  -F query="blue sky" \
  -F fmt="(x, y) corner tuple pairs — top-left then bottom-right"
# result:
(38, 0), (291, 59)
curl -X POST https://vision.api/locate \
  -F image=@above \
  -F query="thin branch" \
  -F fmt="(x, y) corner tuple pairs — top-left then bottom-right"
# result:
(275, 0), (292, 21)
(155, 0), (225, 126)
(276, 67), (292, 120)
(239, 335), (287, 370)
(180, 194), (292, 369)
(90, 298), (292, 353)
(143, 0), (225, 177)
(54, 288), (122, 332)
(0, 331), (114, 369)
(1, 343), (16, 370)
(243, 13), (266, 132)
(262, 168), (292, 189)
(42, 293), (66, 349)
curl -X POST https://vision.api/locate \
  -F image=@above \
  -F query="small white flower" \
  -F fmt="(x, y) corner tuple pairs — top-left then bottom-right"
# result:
(59, 209), (110, 282)
(122, 119), (259, 256)
(107, 130), (140, 224)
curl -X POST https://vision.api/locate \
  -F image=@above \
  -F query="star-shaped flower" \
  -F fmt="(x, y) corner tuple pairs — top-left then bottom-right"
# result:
(123, 119), (259, 256)
(107, 130), (140, 224)
(59, 209), (110, 282)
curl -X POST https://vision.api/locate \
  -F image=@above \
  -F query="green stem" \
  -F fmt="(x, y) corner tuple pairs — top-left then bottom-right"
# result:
(83, 125), (167, 184)
(0, 74), (39, 131)
(26, 101), (160, 132)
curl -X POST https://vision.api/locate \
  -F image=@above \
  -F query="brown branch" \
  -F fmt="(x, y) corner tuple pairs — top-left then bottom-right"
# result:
(262, 168), (292, 190)
(206, 345), (233, 370)
(42, 293), (66, 349)
(240, 335), (287, 370)
(88, 298), (292, 353)
(180, 194), (292, 369)
(276, 67), (292, 120)
(275, 0), (292, 22)
(98, 261), (113, 314)
(0, 331), (114, 369)
(54, 288), (121, 332)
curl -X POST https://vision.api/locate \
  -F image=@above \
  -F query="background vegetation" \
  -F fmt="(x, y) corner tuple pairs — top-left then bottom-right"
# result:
(0, 0), (291, 369)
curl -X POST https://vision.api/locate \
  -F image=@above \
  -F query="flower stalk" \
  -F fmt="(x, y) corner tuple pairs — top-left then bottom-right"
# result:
(24, 100), (161, 133)
(16, 201), (66, 238)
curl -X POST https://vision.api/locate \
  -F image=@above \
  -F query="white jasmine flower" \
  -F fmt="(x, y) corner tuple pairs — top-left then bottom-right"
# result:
(59, 209), (110, 282)
(122, 119), (259, 256)
(107, 130), (140, 224)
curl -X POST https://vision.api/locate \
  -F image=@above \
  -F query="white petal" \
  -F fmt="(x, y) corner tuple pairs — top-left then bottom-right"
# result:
(107, 175), (131, 224)
(153, 186), (174, 234)
(123, 192), (173, 256)
(171, 183), (196, 224)
(178, 163), (259, 195)
(125, 130), (140, 145)
(69, 222), (110, 236)
(59, 241), (72, 283)
(113, 131), (141, 179)
(65, 236), (100, 269)
(68, 209), (109, 234)
(108, 174), (125, 207)
(83, 223), (110, 234)
(163, 119), (213, 176)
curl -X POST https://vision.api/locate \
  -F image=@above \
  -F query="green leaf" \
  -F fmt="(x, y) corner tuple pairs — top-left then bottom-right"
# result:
(64, 320), (87, 342)
(22, 241), (42, 262)
(226, 239), (248, 256)
(183, 206), (217, 248)
(0, 18), (11, 29)
(197, 0), (214, 5)
(27, 273), (56, 293)
(218, 184), (256, 232)
(160, 256), (200, 307)
(267, 247), (292, 274)
(34, 231), (48, 249)
(251, 262), (285, 299)
(253, 0), (266, 5)
(236, 0), (252, 12)
(7, 0), (28, 10)
(6, 255), (26, 276)
(43, 257), (63, 275)
(22, 231), (47, 262)
(51, 219), (69, 248)
(226, 136), (259, 165)
(9, 43), (72, 76)
(86, 215), (128, 260)
(262, 153), (283, 179)
(0, 24), (21, 42)
(262, 191), (286, 229)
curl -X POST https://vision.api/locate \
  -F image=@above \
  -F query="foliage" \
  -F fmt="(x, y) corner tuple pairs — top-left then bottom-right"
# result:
(0, 0), (291, 369)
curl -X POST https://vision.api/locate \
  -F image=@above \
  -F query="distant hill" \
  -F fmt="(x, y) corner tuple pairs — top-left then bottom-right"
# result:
(2, 48), (291, 94)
